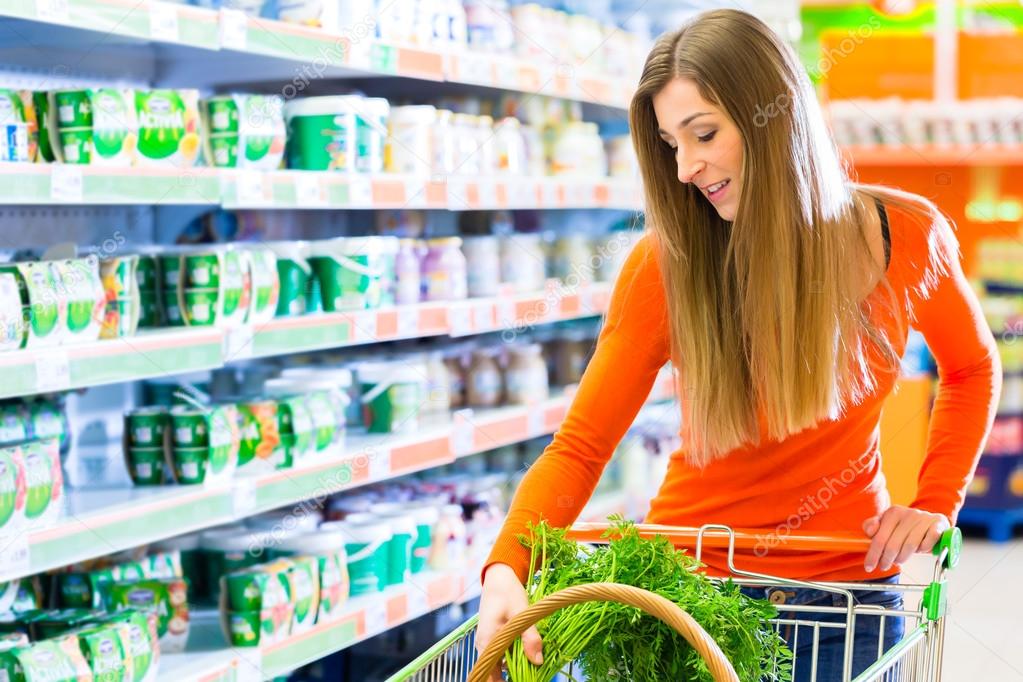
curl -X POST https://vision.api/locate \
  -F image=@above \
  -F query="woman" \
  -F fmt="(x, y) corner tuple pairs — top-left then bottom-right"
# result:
(476, 8), (1000, 681)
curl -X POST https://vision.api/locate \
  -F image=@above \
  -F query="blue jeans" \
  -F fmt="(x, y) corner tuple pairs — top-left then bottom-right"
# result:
(740, 575), (904, 682)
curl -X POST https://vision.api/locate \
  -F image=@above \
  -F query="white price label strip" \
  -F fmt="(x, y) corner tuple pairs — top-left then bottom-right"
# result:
(404, 179), (426, 208)
(348, 178), (373, 207)
(397, 308), (418, 337)
(233, 648), (263, 682)
(353, 311), (378, 343)
(448, 304), (471, 337)
(368, 447), (391, 481)
(497, 299), (516, 328)
(365, 603), (387, 634)
(50, 165), (83, 203)
(235, 171), (267, 206)
(225, 326), (255, 360)
(232, 478), (258, 518)
(0, 532), (30, 582)
(541, 181), (560, 207)
(149, 2), (180, 42)
(294, 173), (325, 207)
(408, 586), (430, 615)
(35, 350), (71, 393)
(528, 407), (545, 436)
(478, 181), (497, 208)
(445, 179), (470, 209)
(220, 8), (248, 50)
(36, 0), (69, 22)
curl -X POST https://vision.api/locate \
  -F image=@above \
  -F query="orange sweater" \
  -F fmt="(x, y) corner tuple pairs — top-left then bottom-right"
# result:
(486, 204), (1001, 583)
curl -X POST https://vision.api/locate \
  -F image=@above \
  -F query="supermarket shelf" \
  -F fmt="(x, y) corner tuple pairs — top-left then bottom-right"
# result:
(160, 570), (469, 682)
(0, 4), (633, 109)
(0, 164), (641, 210)
(0, 327), (224, 400)
(0, 281), (611, 399)
(843, 145), (1023, 167)
(0, 370), (676, 583)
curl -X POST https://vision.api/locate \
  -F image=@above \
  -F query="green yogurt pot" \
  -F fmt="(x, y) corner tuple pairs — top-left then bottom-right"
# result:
(306, 237), (397, 312)
(126, 407), (168, 447)
(127, 447), (165, 486)
(268, 242), (311, 317)
(170, 405), (209, 448)
(203, 96), (240, 134)
(324, 519), (391, 597)
(171, 446), (207, 484)
(182, 288), (219, 326)
(284, 96), (360, 171)
(357, 362), (424, 434)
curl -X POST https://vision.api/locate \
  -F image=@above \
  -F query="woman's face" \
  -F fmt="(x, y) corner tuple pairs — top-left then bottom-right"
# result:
(652, 77), (744, 221)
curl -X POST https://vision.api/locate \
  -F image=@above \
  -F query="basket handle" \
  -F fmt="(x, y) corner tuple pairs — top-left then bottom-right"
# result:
(468, 582), (739, 682)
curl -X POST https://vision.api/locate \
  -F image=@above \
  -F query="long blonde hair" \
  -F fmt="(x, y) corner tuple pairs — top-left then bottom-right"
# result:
(631, 9), (955, 463)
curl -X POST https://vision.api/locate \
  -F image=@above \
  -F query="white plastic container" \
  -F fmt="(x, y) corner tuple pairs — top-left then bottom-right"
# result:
(245, 510), (322, 534)
(452, 113), (480, 176)
(387, 105), (436, 175)
(494, 117), (527, 175)
(357, 362), (426, 433)
(552, 121), (606, 177)
(500, 233), (546, 293)
(461, 236), (501, 298)
(355, 97), (389, 173)
(431, 109), (457, 176)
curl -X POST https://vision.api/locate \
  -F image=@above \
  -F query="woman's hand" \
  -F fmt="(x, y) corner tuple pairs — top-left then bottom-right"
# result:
(862, 506), (950, 572)
(476, 563), (543, 681)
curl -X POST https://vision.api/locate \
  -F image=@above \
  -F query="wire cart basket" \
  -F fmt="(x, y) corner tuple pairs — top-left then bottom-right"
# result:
(386, 523), (962, 682)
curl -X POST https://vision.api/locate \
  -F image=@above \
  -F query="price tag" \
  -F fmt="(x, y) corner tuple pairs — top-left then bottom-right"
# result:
(368, 447), (391, 481)
(353, 311), (378, 343)
(477, 181), (497, 208)
(0, 532), (30, 582)
(346, 38), (373, 69)
(494, 58), (519, 90)
(293, 173), (326, 207)
(232, 478), (258, 519)
(225, 325), (255, 360)
(445, 178), (469, 209)
(528, 407), (545, 436)
(364, 603), (388, 634)
(408, 586), (430, 615)
(36, 0), (69, 22)
(448, 304), (472, 337)
(541, 181), (560, 208)
(220, 8), (248, 50)
(397, 308), (419, 337)
(449, 409), (474, 457)
(348, 178), (373, 207)
(149, 2), (180, 42)
(472, 301), (494, 331)
(497, 299), (516, 328)
(35, 350), (71, 393)
(50, 165), (83, 203)
(403, 179), (426, 208)
(233, 649), (263, 682)
(235, 171), (268, 206)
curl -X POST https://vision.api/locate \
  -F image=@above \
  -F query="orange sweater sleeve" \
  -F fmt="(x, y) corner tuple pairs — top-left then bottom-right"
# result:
(900, 215), (1002, 522)
(483, 234), (671, 583)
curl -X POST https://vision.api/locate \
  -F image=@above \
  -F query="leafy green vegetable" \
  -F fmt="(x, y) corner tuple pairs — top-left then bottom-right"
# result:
(504, 516), (792, 682)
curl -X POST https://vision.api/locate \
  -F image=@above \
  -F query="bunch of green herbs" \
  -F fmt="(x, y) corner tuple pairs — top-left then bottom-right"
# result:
(504, 516), (792, 681)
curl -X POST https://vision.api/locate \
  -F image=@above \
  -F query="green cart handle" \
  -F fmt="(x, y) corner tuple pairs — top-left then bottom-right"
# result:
(932, 527), (962, 570)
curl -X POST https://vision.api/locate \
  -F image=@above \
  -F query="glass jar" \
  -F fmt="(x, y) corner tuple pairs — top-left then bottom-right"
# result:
(461, 236), (501, 298)
(387, 105), (436, 175)
(467, 348), (503, 407)
(395, 239), (422, 305)
(494, 117), (527, 175)
(555, 330), (593, 386)
(443, 350), (467, 409)
(551, 234), (594, 284)
(425, 351), (452, 416)
(421, 237), (468, 302)
(504, 343), (549, 404)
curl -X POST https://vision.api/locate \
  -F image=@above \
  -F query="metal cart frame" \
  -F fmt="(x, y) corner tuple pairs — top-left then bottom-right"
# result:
(388, 523), (962, 682)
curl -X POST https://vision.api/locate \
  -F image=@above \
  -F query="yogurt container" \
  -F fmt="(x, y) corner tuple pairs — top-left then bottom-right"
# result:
(306, 236), (398, 311)
(357, 362), (425, 434)
(51, 88), (138, 166)
(284, 96), (362, 172)
(267, 241), (311, 317)
(323, 519), (391, 597)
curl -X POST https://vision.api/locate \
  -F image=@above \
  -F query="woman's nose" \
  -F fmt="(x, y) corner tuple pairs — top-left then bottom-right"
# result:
(677, 153), (704, 185)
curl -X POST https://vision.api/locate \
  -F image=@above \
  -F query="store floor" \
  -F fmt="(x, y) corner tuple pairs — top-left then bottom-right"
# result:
(902, 536), (1023, 680)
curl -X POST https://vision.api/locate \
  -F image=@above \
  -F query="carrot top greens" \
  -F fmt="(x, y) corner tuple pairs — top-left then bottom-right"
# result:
(505, 516), (792, 681)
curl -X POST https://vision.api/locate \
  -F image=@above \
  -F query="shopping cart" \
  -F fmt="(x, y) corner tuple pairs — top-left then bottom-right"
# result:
(387, 523), (962, 682)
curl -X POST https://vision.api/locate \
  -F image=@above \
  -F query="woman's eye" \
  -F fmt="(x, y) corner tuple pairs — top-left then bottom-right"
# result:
(696, 131), (717, 143)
